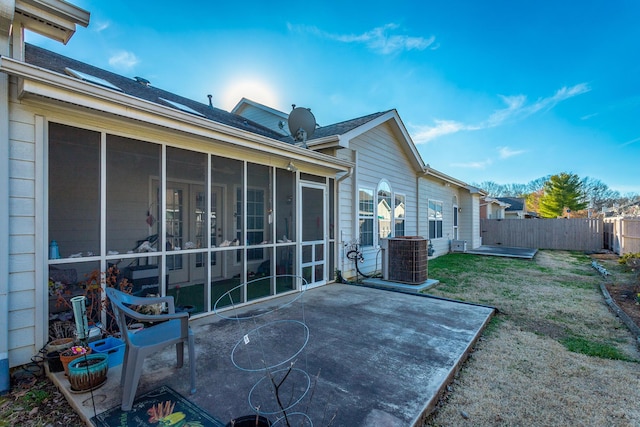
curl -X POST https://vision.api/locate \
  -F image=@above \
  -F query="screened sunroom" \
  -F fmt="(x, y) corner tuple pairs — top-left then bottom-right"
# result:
(47, 121), (340, 323)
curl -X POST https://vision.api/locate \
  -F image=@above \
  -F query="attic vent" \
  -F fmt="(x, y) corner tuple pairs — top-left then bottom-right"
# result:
(134, 76), (150, 87)
(158, 98), (206, 117)
(15, 10), (69, 33)
(64, 68), (122, 92)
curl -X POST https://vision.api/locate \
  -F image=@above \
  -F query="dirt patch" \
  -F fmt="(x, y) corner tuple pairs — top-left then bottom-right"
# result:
(0, 373), (84, 426)
(602, 260), (640, 331)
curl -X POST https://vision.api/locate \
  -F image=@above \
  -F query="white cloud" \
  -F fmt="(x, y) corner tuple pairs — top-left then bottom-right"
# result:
(412, 83), (591, 143)
(108, 51), (139, 69)
(288, 23), (436, 54)
(411, 119), (466, 143)
(92, 20), (110, 32)
(498, 146), (526, 159)
(621, 136), (640, 147)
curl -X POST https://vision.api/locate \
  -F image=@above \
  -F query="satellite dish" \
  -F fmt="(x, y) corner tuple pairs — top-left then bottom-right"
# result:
(288, 106), (316, 146)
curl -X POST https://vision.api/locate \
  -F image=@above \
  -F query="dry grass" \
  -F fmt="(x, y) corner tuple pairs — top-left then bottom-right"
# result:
(424, 250), (640, 427)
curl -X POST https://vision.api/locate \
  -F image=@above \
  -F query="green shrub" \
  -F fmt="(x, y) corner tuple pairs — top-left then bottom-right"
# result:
(618, 252), (640, 266)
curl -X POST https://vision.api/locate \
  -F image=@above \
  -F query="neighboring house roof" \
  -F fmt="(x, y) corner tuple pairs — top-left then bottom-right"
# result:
(23, 44), (284, 140)
(497, 197), (525, 212)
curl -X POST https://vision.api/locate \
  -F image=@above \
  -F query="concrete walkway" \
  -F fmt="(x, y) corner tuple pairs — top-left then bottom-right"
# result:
(52, 283), (495, 426)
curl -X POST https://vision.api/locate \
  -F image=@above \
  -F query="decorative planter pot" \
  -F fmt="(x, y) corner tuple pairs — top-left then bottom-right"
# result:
(59, 347), (92, 376)
(67, 353), (109, 392)
(226, 415), (271, 427)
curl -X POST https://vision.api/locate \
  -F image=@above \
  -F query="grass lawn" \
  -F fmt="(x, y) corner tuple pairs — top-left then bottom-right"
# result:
(423, 250), (640, 426)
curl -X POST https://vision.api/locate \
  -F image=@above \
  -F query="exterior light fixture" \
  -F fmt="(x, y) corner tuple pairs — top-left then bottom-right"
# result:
(286, 161), (298, 172)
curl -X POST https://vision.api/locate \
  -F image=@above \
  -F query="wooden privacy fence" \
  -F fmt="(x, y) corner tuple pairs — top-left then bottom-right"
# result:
(481, 218), (603, 251)
(603, 217), (640, 255)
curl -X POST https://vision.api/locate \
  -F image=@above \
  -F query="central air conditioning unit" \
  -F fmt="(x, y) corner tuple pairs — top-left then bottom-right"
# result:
(380, 236), (428, 284)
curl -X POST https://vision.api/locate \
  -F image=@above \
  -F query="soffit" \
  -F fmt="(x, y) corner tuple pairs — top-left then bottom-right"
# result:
(15, 0), (89, 44)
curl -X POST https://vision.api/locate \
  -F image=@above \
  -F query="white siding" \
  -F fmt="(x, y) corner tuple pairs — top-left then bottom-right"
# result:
(340, 122), (419, 279)
(235, 104), (287, 136)
(418, 177), (483, 256)
(418, 179), (458, 257)
(7, 75), (38, 367)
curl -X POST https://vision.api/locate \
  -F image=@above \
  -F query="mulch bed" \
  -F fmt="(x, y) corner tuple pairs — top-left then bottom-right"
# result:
(594, 254), (640, 334)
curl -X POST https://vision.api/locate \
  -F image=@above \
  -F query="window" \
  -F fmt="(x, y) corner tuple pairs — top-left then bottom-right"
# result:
(359, 188), (374, 246)
(428, 200), (443, 239)
(377, 181), (392, 239)
(395, 194), (405, 237)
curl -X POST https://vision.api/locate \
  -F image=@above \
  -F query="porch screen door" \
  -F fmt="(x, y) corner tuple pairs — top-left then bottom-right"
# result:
(301, 184), (326, 287)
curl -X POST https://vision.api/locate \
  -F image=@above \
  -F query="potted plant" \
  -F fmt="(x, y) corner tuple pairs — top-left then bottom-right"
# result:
(51, 266), (132, 338)
(67, 353), (109, 392)
(59, 345), (91, 375)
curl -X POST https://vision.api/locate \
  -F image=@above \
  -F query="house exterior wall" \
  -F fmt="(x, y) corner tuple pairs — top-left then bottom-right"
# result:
(7, 75), (41, 367)
(505, 211), (524, 219)
(338, 122), (419, 279)
(418, 178), (460, 257)
(481, 201), (505, 219)
(492, 204), (505, 219)
(461, 193), (482, 249)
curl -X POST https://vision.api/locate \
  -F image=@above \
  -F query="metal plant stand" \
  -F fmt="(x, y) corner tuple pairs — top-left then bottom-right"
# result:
(215, 275), (313, 427)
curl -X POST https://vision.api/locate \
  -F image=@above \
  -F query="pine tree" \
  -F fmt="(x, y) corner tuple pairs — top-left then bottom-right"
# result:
(539, 173), (588, 218)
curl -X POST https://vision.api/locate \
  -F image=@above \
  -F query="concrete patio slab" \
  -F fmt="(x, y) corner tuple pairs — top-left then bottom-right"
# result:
(51, 283), (495, 426)
(361, 277), (440, 293)
(465, 245), (538, 259)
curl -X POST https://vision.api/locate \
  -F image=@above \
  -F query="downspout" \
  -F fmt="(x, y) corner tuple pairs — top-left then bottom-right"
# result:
(0, 0), (15, 395)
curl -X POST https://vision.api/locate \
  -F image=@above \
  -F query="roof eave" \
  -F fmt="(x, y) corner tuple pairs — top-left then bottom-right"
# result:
(15, 0), (89, 44)
(307, 135), (345, 150)
(0, 55), (351, 173)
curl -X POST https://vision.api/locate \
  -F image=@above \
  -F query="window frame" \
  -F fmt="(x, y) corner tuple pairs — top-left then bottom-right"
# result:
(377, 180), (392, 241)
(428, 199), (444, 239)
(358, 187), (374, 246)
(394, 193), (406, 237)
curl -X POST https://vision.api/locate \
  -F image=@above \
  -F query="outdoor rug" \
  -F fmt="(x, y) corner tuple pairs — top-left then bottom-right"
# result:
(91, 385), (225, 427)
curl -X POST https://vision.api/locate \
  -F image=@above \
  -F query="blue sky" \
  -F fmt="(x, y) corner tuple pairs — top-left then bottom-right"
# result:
(28, 0), (640, 194)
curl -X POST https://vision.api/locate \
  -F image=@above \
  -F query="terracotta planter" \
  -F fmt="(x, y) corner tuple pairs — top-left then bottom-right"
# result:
(67, 353), (109, 392)
(59, 347), (92, 376)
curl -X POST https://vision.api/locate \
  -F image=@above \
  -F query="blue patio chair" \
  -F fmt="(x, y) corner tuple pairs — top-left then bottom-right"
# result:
(106, 287), (196, 411)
